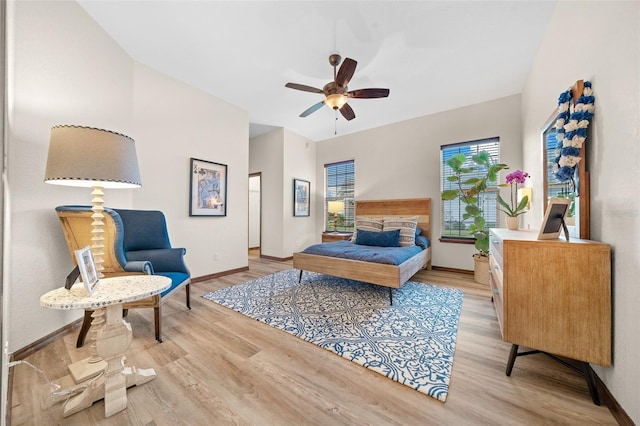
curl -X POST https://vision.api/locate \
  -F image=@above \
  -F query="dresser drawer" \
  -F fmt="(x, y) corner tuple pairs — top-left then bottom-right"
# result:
(489, 229), (504, 269)
(489, 257), (504, 336)
(489, 254), (503, 289)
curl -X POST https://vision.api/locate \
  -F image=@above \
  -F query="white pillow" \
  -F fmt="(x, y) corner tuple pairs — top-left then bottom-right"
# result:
(383, 216), (418, 246)
(350, 216), (384, 241)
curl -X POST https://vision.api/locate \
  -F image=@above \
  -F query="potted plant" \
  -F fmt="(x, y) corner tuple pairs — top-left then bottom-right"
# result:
(441, 151), (508, 284)
(496, 170), (530, 230)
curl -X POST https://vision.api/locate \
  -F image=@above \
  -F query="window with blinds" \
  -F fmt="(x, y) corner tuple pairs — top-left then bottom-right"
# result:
(325, 160), (355, 232)
(441, 138), (500, 239)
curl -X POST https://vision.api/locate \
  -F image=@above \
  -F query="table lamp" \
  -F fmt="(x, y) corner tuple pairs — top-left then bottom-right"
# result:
(518, 187), (532, 210)
(45, 125), (141, 277)
(327, 200), (344, 233)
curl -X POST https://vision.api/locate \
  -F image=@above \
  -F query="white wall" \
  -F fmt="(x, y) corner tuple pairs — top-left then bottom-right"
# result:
(249, 128), (315, 258)
(521, 1), (640, 422)
(5, 1), (249, 354)
(315, 95), (523, 270)
(283, 129), (316, 254)
(131, 63), (249, 276)
(249, 129), (284, 257)
(6, 0), (135, 352)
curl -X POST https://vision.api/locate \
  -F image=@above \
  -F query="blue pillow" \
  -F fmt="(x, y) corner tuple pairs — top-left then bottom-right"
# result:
(355, 229), (401, 247)
(415, 235), (430, 250)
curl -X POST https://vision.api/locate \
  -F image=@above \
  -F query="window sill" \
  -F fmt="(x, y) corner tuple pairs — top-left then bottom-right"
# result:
(439, 237), (475, 245)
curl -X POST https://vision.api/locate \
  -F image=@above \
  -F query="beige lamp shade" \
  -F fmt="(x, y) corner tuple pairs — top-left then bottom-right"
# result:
(45, 125), (141, 188)
(328, 201), (345, 214)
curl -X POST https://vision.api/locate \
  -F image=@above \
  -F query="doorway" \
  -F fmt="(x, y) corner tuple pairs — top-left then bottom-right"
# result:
(248, 172), (261, 256)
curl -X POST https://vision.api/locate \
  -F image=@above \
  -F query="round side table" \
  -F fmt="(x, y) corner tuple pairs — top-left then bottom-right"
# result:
(40, 275), (170, 418)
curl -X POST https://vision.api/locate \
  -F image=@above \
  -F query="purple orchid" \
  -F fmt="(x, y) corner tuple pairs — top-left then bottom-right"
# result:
(505, 170), (530, 185)
(497, 170), (530, 218)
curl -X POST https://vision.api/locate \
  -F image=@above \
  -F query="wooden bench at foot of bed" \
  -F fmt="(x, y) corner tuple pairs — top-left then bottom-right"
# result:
(293, 198), (433, 289)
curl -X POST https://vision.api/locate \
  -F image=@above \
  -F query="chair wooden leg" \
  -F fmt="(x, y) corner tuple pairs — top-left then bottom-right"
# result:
(154, 306), (162, 343)
(76, 310), (94, 348)
(186, 283), (191, 310)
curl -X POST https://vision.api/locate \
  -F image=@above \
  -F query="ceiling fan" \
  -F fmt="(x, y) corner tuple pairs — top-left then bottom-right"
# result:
(285, 53), (390, 121)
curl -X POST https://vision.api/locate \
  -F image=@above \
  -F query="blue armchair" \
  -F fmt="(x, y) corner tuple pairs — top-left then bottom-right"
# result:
(56, 206), (191, 346)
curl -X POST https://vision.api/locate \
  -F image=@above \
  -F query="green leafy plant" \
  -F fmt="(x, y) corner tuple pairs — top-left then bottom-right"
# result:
(441, 151), (509, 256)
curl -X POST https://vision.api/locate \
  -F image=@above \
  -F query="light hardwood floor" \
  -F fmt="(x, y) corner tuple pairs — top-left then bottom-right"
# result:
(10, 251), (617, 425)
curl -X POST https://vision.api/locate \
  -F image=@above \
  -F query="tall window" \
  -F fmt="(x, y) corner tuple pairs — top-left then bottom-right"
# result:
(440, 137), (500, 239)
(325, 160), (355, 232)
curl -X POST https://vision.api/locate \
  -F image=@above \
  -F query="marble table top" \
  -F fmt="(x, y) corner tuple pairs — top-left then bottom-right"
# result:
(40, 275), (171, 310)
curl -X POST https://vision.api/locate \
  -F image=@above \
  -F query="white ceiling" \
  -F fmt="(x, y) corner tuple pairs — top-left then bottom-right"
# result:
(78, 1), (557, 142)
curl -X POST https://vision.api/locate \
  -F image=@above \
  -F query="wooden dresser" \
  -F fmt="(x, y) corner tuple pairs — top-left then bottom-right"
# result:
(489, 228), (611, 367)
(321, 232), (353, 243)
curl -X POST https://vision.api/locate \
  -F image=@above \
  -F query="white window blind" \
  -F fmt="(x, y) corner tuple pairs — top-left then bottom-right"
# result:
(440, 138), (500, 239)
(325, 160), (355, 232)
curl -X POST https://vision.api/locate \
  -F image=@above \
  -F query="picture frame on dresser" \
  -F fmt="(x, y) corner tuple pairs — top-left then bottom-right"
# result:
(537, 197), (570, 240)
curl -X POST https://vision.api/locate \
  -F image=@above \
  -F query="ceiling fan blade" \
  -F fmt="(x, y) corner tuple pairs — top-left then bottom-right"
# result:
(300, 100), (325, 117)
(335, 58), (357, 87)
(285, 82), (324, 94)
(347, 88), (390, 99)
(339, 103), (356, 121)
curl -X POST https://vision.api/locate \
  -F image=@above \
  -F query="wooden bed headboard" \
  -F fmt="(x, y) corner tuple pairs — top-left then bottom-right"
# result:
(355, 198), (432, 241)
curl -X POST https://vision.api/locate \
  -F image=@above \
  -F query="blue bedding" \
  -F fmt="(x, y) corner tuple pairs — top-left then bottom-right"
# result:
(300, 239), (427, 266)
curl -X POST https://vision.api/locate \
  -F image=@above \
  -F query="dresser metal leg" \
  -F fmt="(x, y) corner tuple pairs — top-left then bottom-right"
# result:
(505, 344), (601, 405)
(506, 344), (518, 376)
(582, 362), (601, 406)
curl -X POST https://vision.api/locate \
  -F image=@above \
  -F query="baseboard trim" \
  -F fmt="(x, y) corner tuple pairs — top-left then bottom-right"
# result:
(595, 373), (634, 425)
(192, 266), (250, 283)
(8, 321), (84, 426)
(432, 265), (474, 275)
(260, 254), (293, 262)
(11, 319), (81, 362)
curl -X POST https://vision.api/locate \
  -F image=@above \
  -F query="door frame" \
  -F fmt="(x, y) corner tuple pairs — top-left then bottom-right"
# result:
(248, 172), (262, 256)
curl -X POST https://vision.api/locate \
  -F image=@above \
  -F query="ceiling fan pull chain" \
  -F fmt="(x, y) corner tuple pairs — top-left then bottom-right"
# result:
(335, 110), (338, 135)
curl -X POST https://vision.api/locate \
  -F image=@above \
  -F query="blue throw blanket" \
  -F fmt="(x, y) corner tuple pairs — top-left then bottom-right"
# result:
(300, 240), (425, 266)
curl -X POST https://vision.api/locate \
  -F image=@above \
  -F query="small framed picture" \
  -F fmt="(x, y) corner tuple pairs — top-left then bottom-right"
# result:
(74, 246), (99, 295)
(537, 198), (571, 241)
(190, 158), (228, 216)
(293, 178), (310, 217)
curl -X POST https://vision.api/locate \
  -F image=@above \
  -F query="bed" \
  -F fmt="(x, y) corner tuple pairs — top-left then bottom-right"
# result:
(293, 198), (432, 291)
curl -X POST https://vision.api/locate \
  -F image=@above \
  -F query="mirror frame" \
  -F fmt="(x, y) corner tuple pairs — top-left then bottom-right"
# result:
(541, 81), (590, 240)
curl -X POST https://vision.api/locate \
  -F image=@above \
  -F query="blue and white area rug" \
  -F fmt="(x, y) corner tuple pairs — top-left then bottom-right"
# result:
(202, 269), (463, 402)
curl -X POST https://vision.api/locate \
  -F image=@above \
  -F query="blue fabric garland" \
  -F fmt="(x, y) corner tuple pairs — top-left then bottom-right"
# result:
(552, 81), (595, 183)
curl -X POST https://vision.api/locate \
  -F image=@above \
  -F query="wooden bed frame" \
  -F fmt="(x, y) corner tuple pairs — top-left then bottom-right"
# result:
(293, 198), (432, 289)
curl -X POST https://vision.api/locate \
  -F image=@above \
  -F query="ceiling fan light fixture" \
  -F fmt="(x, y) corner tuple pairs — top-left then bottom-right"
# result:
(325, 93), (348, 110)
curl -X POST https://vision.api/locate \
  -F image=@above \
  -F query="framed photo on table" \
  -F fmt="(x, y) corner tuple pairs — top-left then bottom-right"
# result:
(293, 178), (310, 217)
(190, 158), (227, 216)
(74, 246), (99, 295)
